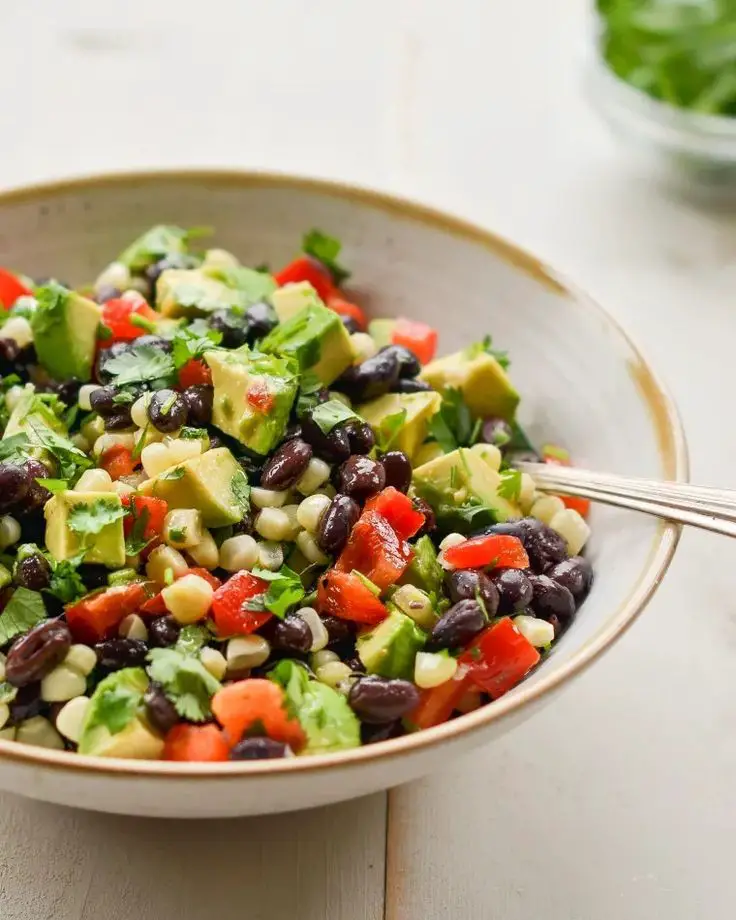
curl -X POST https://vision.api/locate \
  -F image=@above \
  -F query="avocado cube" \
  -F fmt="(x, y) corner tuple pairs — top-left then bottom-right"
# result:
(78, 668), (164, 758)
(3, 388), (68, 441)
(260, 301), (354, 385)
(357, 391), (442, 460)
(271, 282), (322, 323)
(156, 268), (249, 318)
(138, 447), (250, 527)
(419, 349), (519, 421)
(357, 609), (427, 680)
(399, 535), (444, 597)
(413, 447), (519, 523)
(204, 349), (298, 454)
(367, 318), (397, 349)
(31, 283), (102, 382)
(44, 491), (126, 568)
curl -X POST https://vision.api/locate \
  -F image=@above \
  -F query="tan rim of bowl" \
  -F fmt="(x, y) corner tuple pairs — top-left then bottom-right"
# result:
(0, 169), (689, 779)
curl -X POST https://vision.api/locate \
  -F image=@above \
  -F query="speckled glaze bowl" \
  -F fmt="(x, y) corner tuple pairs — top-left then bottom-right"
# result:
(0, 171), (687, 817)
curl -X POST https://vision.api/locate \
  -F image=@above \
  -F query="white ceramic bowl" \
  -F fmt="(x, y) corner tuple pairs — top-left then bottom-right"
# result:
(0, 171), (687, 817)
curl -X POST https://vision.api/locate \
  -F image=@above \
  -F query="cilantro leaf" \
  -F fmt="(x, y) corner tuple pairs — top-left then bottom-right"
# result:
(175, 624), (211, 656)
(68, 498), (127, 538)
(124, 504), (152, 556)
(118, 224), (201, 272)
(170, 325), (222, 371)
(310, 399), (361, 435)
(375, 409), (407, 451)
(46, 554), (87, 604)
(302, 229), (351, 285)
(230, 470), (251, 516)
(82, 670), (148, 738)
(20, 417), (92, 482)
(159, 466), (186, 482)
(104, 343), (176, 387)
(0, 588), (47, 647)
(41, 479), (69, 495)
(247, 565), (305, 619)
(296, 371), (325, 415)
(463, 335), (510, 371)
(498, 469), (522, 501)
(0, 432), (32, 464)
(146, 648), (222, 722)
(427, 388), (479, 453)
(204, 265), (277, 306)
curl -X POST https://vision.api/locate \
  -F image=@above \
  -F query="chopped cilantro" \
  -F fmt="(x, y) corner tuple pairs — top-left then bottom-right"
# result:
(0, 432), (31, 464)
(169, 526), (186, 543)
(179, 426), (208, 441)
(246, 565), (305, 619)
(84, 676), (144, 737)
(104, 343), (176, 387)
(302, 229), (351, 285)
(175, 624), (211, 656)
(0, 588), (47, 647)
(67, 498), (126, 538)
(427, 388), (480, 453)
(310, 399), (361, 435)
(39, 478), (68, 494)
(376, 409), (407, 451)
(498, 469), (522, 501)
(205, 265), (277, 306)
(170, 325), (222, 371)
(21, 417), (92, 481)
(111, 390), (135, 406)
(124, 504), (152, 556)
(230, 470), (251, 516)
(146, 647), (222, 722)
(46, 554), (87, 604)
(117, 224), (205, 272)
(159, 466), (185, 481)
(296, 371), (325, 415)
(464, 335), (510, 371)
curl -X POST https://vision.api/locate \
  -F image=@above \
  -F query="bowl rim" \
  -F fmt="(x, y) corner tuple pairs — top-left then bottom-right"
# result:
(0, 168), (688, 780)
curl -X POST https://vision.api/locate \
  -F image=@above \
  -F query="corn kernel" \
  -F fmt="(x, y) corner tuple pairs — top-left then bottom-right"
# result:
(82, 414), (106, 444)
(162, 573), (214, 624)
(255, 507), (293, 541)
(113, 480), (135, 497)
(549, 508), (590, 556)
(200, 647), (227, 681)
(131, 393), (152, 428)
(439, 532), (467, 551)
(164, 508), (204, 550)
(519, 472), (536, 513)
(94, 432), (136, 457)
(226, 635), (270, 671)
(55, 696), (90, 744)
(0, 703), (9, 730)
(414, 651), (458, 689)
(530, 494), (566, 525)
(350, 332), (377, 363)
(296, 530), (330, 565)
(95, 260), (130, 292)
(1, 317), (33, 348)
(141, 442), (172, 478)
(187, 530), (219, 569)
(311, 649), (339, 670)
(204, 248), (239, 268)
(315, 661), (352, 689)
(296, 493), (331, 533)
(74, 468), (114, 493)
(392, 584), (436, 629)
(251, 487), (289, 509)
(41, 665), (88, 703)
(513, 614), (554, 648)
(119, 613), (148, 642)
(146, 545), (189, 585)
(295, 457), (331, 495)
(78, 384), (101, 412)
(257, 541), (283, 571)
(294, 606), (329, 652)
(414, 442), (445, 466)
(64, 644), (98, 676)
(219, 534), (259, 572)
(0, 515), (21, 551)
(469, 442), (502, 471)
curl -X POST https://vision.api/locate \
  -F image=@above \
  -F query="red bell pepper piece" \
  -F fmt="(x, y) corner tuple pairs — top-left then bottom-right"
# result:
(100, 297), (160, 343)
(442, 534), (529, 571)
(65, 583), (148, 643)
(274, 256), (335, 301)
(460, 617), (540, 699)
(317, 570), (389, 625)
(99, 445), (137, 481)
(391, 318), (438, 364)
(246, 378), (275, 413)
(211, 571), (272, 636)
(122, 495), (168, 540)
(406, 672), (472, 731)
(325, 293), (367, 331)
(0, 268), (33, 309)
(363, 488), (425, 541)
(163, 724), (229, 762)
(177, 358), (212, 389)
(212, 679), (306, 750)
(335, 511), (413, 590)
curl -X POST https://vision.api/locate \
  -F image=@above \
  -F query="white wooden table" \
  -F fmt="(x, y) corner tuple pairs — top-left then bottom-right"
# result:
(2, 2), (735, 917)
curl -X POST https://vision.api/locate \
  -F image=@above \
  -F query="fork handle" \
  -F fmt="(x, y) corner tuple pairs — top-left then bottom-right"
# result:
(517, 462), (736, 539)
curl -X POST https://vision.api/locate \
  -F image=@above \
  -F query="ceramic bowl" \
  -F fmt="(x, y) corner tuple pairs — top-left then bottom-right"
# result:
(0, 171), (687, 818)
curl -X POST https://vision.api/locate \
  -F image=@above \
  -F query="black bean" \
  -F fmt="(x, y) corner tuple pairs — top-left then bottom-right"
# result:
(348, 676), (420, 724)
(332, 350), (401, 402)
(104, 408), (134, 431)
(361, 720), (404, 745)
(144, 683), (179, 734)
(95, 638), (148, 671)
(148, 389), (188, 433)
(17, 459), (51, 514)
(89, 385), (120, 417)
(340, 315), (361, 335)
(231, 511), (256, 537)
(428, 599), (487, 650)
(337, 455), (386, 500)
(208, 309), (248, 349)
(5, 620), (72, 687)
(283, 422), (302, 442)
(93, 284), (121, 304)
(230, 737), (289, 760)
(391, 378), (433, 394)
(182, 385), (214, 426)
(491, 568), (533, 613)
(95, 341), (130, 384)
(321, 614), (356, 649)
(8, 682), (43, 723)
(546, 557), (593, 604)
(244, 302), (278, 341)
(51, 378), (82, 407)
(148, 616), (181, 648)
(300, 411), (351, 463)
(78, 564), (109, 591)
(14, 554), (52, 591)
(480, 417), (513, 448)
(379, 344), (421, 379)
(527, 574), (576, 622)
(412, 496), (437, 536)
(446, 570), (499, 616)
(0, 462), (31, 511)
(523, 520), (568, 573)
(317, 494), (361, 555)
(380, 450), (412, 493)
(260, 438), (313, 490)
(345, 421), (375, 455)
(0, 338), (20, 374)
(267, 615), (312, 655)
(474, 519), (528, 540)
(134, 334), (173, 352)
(345, 655), (366, 674)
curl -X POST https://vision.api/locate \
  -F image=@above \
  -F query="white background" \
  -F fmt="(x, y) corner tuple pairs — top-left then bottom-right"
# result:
(1, 1), (735, 918)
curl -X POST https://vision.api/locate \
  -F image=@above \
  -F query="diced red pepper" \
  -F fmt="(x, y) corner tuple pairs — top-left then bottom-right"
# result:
(560, 494), (591, 518)
(443, 534), (529, 571)
(122, 495), (168, 540)
(325, 294), (367, 331)
(407, 672), (472, 731)
(274, 255), (335, 301)
(459, 617), (540, 699)
(163, 724), (229, 762)
(100, 297), (160, 343)
(65, 583), (149, 643)
(246, 378), (275, 413)
(391, 317), (438, 365)
(212, 679), (306, 751)
(178, 358), (212, 389)
(99, 445), (137, 481)
(0, 268), (33, 309)
(211, 571), (272, 636)
(336, 510), (413, 590)
(317, 570), (389, 625)
(364, 488), (425, 541)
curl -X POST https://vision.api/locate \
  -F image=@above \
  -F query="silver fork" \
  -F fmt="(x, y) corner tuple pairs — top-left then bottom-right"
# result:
(515, 462), (736, 538)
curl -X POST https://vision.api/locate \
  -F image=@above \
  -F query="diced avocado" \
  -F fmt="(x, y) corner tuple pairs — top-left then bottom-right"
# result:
(357, 609), (427, 680)
(368, 319), (396, 349)
(420, 348), (519, 421)
(204, 265), (277, 306)
(271, 282), (322, 323)
(260, 301), (354, 385)
(357, 391), (441, 460)
(399, 535), (444, 597)
(412, 447), (519, 530)
(31, 283), (102, 382)
(204, 349), (298, 454)
(3, 387), (67, 442)
(44, 491), (126, 568)
(78, 668), (164, 758)
(138, 447), (249, 527)
(156, 268), (250, 318)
